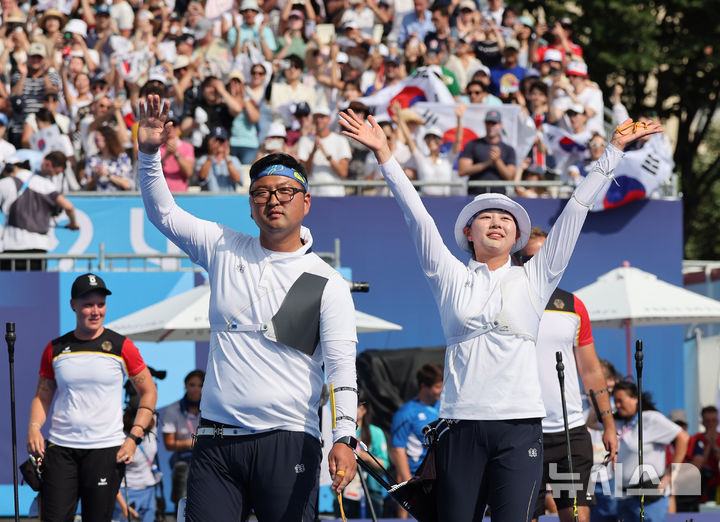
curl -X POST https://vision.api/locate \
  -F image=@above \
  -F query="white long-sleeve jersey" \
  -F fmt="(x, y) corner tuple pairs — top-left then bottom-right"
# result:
(379, 145), (623, 420)
(137, 151), (358, 441)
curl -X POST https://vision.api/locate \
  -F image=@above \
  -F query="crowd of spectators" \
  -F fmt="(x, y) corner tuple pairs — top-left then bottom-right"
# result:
(0, 0), (653, 197)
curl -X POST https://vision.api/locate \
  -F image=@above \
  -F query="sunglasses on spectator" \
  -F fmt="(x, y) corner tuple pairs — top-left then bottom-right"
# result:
(251, 69), (266, 76)
(588, 142), (607, 148)
(468, 90), (483, 95)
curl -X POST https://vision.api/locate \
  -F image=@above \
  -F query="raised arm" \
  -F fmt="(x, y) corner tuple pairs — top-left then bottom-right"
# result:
(136, 95), (224, 269)
(339, 109), (460, 277)
(525, 119), (664, 302)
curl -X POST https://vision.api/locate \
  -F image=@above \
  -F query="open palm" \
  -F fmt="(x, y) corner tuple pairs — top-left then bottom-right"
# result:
(339, 110), (388, 154)
(137, 94), (172, 154)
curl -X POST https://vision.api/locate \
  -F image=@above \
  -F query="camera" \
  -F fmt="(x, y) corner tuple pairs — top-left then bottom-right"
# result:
(64, 31), (72, 41)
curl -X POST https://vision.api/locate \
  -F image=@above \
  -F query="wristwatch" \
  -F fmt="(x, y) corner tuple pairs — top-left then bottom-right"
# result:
(335, 435), (358, 450)
(127, 433), (143, 445)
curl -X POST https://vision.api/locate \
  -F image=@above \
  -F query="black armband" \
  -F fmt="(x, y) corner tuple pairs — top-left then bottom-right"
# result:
(333, 387), (358, 394)
(335, 435), (358, 450)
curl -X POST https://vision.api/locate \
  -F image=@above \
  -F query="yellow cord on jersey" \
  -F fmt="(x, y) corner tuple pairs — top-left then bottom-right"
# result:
(330, 383), (337, 430)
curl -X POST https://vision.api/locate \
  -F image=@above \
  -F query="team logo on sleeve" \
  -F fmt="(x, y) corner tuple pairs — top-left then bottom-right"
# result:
(101, 341), (113, 352)
(553, 298), (565, 310)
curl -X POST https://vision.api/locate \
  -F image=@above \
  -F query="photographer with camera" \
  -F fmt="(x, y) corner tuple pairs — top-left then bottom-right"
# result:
(0, 156), (78, 270)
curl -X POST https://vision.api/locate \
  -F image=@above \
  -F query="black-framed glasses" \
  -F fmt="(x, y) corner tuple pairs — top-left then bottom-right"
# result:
(468, 90), (483, 95)
(250, 186), (306, 203)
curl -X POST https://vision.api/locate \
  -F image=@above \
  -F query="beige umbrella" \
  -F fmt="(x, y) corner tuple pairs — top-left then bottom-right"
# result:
(575, 262), (720, 374)
(107, 282), (402, 342)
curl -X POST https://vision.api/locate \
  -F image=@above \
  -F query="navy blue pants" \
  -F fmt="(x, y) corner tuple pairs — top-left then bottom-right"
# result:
(186, 425), (321, 522)
(435, 418), (543, 522)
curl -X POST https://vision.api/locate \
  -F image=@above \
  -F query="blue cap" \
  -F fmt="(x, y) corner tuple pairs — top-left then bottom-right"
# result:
(0, 112), (8, 126)
(210, 126), (229, 141)
(251, 163), (308, 191)
(95, 4), (110, 15)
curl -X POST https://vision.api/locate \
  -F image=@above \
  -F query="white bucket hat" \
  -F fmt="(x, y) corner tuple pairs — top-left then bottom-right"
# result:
(454, 193), (531, 254)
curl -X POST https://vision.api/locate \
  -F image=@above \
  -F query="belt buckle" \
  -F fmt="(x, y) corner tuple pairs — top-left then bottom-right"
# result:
(214, 426), (224, 438)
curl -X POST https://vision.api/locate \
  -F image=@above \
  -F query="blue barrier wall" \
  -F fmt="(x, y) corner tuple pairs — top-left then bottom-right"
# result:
(0, 194), (684, 514)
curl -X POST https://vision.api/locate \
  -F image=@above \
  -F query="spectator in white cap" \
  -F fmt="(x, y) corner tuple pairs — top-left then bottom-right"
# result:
(454, 0), (477, 41)
(393, 101), (466, 196)
(296, 105), (351, 197)
(339, 0), (376, 41)
(561, 61), (605, 134)
(228, 0), (277, 61)
(568, 132), (607, 186)
(340, 107), (663, 522)
(270, 55), (317, 126)
(538, 47), (563, 81)
(254, 121), (289, 161)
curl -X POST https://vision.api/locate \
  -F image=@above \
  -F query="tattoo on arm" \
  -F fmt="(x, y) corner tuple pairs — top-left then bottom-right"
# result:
(37, 377), (57, 394)
(131, 374), (146, 385)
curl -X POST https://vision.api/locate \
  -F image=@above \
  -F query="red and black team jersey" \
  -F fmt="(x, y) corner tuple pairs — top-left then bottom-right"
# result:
(39, 328), (146, 449)
(536, 288), (594, 433)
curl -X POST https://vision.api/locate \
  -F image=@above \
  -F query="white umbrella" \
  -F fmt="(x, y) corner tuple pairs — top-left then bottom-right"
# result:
(107, 282), (402, 342)
(575, 262), (720, 374)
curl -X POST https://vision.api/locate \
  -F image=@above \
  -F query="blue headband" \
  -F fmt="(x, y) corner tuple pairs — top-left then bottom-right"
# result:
(251, 164), (308, 191)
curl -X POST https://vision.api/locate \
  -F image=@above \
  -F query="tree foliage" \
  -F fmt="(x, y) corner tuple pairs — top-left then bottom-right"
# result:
(517, 0), (720, 258)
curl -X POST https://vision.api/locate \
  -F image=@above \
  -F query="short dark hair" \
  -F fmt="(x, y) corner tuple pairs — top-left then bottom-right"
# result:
(466, 80), (485, 92)
(140, 82), (167, 98)
(417, 362), (443, 388)
(184, 369), (206, 385)
(249, 153), (308, 188)
(36, 108), (56, 124)
(528, 81), (548, 96)
(44, 151), (67, 168)
(430, 4), (449, 15)
(701, 405), (718, 417)
(287, 54), (304, 71)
